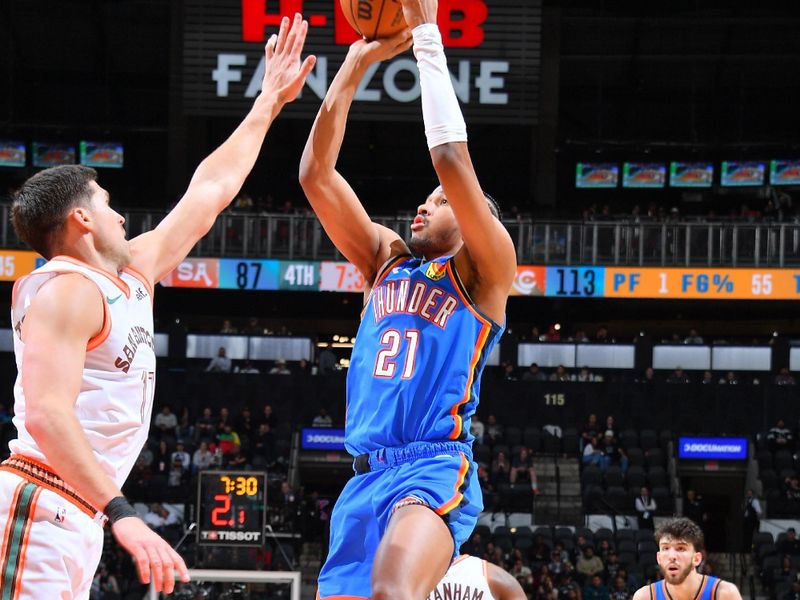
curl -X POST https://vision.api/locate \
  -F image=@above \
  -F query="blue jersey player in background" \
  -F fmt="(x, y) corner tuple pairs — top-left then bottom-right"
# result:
(299, 1), (517, 598)
(632, 518), (742, 600)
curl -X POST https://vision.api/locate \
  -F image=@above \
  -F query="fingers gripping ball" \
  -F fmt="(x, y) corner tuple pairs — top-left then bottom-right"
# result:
(340, 0), (407, 40)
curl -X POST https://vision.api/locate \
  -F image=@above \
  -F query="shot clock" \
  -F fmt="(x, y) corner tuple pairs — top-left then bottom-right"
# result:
(197, 470), (266, 546)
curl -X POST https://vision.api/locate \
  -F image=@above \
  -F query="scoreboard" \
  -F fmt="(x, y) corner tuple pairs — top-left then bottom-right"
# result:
(197, 471), (267, 547)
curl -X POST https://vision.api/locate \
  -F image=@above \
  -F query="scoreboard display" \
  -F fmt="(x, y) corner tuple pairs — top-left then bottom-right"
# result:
(197, 471), (266, 547)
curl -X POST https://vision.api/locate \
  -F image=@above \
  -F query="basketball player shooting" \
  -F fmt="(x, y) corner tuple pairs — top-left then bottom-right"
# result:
(299, 0), (517, 598)
(0, 15), (314, 598)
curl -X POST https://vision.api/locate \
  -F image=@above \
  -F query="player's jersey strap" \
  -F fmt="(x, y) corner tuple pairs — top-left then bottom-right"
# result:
(427, 555), (495, 600)
(653, 576), (720, 600)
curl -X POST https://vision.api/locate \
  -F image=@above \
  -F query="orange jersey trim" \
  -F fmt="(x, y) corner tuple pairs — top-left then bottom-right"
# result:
(448, 322), (491, 440)
(0, 481), (25, 572)
(12, 487), (40, 599)
(435, 453), (470, 516)
(122, 265), (155, 300)
(444, 261), (497, 329)
(86, 292), (112, 352)
(51, 255), (130, 297)
(710, 578), (721, 600)
(360, 255), (412, 320)
(317, 592), (369, 600)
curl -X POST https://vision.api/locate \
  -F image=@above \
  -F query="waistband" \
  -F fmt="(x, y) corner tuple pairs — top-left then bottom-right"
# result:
(353, 441), (472, 475)
(0, 455), (102, 521)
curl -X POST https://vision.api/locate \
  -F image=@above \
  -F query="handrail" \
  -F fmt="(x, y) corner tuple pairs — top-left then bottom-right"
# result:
(3, 202), (800, 266)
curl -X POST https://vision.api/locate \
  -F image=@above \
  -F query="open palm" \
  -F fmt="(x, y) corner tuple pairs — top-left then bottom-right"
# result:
(262, 13), (317, 105)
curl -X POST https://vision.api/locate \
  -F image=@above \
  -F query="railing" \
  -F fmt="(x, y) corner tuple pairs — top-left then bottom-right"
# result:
(4, 203), (800, 266)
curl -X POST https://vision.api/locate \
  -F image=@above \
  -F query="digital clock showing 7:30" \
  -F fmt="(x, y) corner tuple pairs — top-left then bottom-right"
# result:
(197, 470), (267, 547)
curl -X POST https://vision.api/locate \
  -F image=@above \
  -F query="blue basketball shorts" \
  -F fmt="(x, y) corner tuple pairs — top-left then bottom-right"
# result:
(316, 440), (482, 600)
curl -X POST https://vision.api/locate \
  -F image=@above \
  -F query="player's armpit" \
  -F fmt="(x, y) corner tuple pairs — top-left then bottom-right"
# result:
(717, 581), (743, 600)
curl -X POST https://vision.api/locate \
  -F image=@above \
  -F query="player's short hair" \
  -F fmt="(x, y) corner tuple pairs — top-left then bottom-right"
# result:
(654, 517), (705, 552)
(483, 192), (502, 221)
(11, 165), (97, 258)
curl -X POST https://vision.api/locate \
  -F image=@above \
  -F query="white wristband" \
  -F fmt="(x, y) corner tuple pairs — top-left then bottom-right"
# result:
(412, 24), (467, 150)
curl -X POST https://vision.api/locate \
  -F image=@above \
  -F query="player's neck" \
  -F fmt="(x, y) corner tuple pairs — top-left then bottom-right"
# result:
(664, 570), (705, 600)
(53, 244), (122, 276)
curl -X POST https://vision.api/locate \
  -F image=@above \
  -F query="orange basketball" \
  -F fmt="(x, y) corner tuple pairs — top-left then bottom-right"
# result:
(339, 0), (407, 41)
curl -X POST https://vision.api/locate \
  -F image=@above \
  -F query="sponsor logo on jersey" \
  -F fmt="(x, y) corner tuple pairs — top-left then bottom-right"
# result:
(135, 287), (148, 301)
(107, 294), (123, 304)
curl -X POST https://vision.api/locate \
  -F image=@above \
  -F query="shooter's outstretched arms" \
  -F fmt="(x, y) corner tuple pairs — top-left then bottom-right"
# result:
(403, 0), (516, 297)
(130, 14), (316, 284)
(299, 32), (412, 286)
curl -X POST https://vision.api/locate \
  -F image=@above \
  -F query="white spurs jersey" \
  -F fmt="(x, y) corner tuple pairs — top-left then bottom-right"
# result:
(428, 555), (495, 600)
(10, 256), (156, 489)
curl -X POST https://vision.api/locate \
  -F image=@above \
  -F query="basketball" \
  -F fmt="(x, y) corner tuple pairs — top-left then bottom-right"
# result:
(339, 0), (407, 41)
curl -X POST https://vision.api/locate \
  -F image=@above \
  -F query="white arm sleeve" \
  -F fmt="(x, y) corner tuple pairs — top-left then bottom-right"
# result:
(412, 24), (467, 150)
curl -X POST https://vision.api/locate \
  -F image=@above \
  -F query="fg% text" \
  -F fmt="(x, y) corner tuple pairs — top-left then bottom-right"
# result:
(681, 273), (734, 294)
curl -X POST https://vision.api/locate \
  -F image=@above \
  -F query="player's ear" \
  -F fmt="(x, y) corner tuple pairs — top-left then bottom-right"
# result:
(70, 206), (93, 230)
(693, 551), (703, 567)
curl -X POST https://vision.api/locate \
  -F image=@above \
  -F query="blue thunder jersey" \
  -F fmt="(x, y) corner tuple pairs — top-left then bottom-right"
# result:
(650, 575), (722, 600)
(345, 255), (504, 456)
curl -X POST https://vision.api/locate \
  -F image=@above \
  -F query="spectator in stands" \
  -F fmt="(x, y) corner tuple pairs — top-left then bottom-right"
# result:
(572, 329), (590, 343)
(206, 346), (232, 372)
(557, 570), (582, 600)
(175, 406), (194, 442)
(596, 539), (613, 562)
(573, 366), (599, 383)
(216, 424), (240, 456)
(531, 536), (551, 563)
(470, 414), (485, 444)
(91, 563), (121, 600)
(136, 444), (153, 470)
(167, 455), (188, 488)
(583, 574), (608, 600)
(666, 367), (691, 384)
(637, 367), (656, 384)
(253, 423), (275, 467)
(317, 345), (337, 374)
(701, 370), (715, 385)
(609, 575), (631, 600)
(583, 436), (606, 470)
(491, 451), (511, 485)
(581, 414), (600, 449)
(236, 407), (256, 446)
(635, 486), (656, 530)
(600, 430), (629, 473)
(741, 488), (762, 551)
(576, 547), (605, 585)
(685, 329), (704, 344)
(684, 489), (708, 532)
(312, 407), (333, 427)
(502, 362), (518, 380)
(535, 569), (557, 600)
(153, 440), (171, 479)
(604, 416), (618, 443)
(594, 327), (613, 343)
(224, 445), (248, 468)
(243, 317), (264, 335)
(785, 476), (800, 501)
(768, 419), (795, 452)
(550, 365), (570, 382)
(192, 441), (214, 472)
(523, 363), (549, 382)
(462, 532), (484, 558)
(234, 359), (261, 374)
(548, 548), (570, 576)
(720, 371), (740, 384)
(269, 358), (291, 375)
(774, 368), (796, 386)
(605, 551), (621, 582)
(785, 581), (800, 600)
(486, 414), (504, 444)
(509, 446), (540, 495)
(217, 407), (231, 433)
(295, 358), (311, 376)
(260, 404), (277, 429)
(154, 404), (178, 439)
(143, 504), (180, 533)
(171, 442), (191, 470)
(511, 557), (534, 589)
(530, 326), (542, 341)
(220, 319), (238, 334)
(195, 407), (216, 443)
(779, 528), (800, 556)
